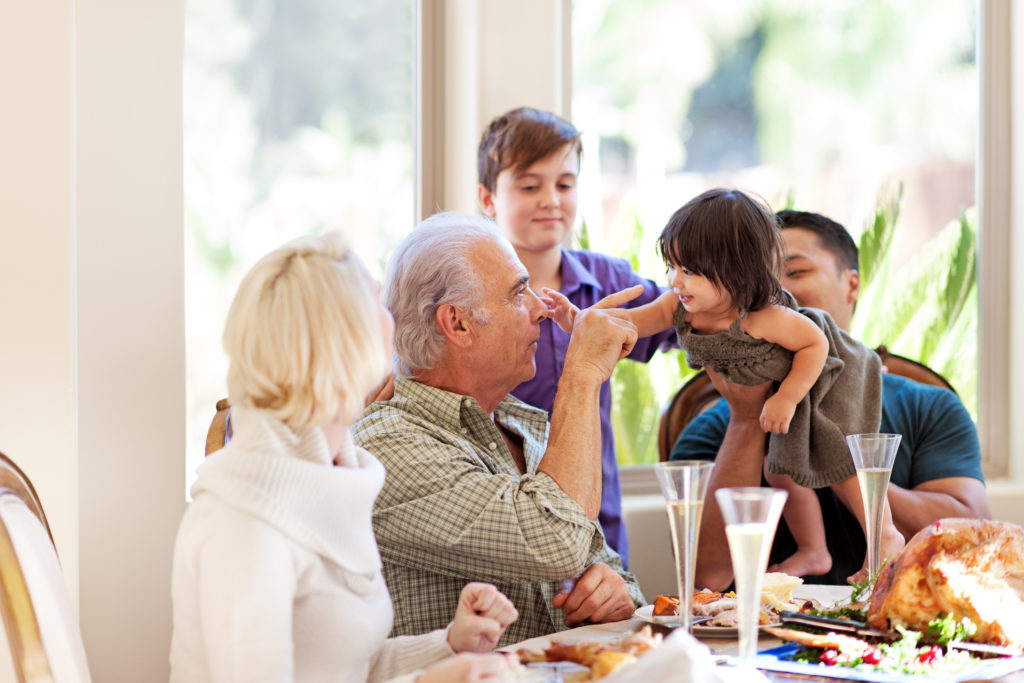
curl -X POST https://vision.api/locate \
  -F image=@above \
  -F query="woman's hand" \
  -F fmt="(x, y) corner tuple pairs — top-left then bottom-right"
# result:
(447, 583), (519, 653)
(416, 653), (514, 683)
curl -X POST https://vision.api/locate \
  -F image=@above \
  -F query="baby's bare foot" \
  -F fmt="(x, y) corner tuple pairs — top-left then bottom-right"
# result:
(767, 548), (832, 578)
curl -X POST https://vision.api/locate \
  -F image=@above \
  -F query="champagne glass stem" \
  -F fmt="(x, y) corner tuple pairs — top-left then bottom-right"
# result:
(666, 499), (702, 633)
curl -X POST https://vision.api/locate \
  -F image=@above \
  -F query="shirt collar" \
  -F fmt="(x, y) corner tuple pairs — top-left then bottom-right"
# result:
(559, 249), (603, 296)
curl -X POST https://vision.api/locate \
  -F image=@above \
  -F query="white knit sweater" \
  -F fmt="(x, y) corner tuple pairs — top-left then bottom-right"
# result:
(170, 407), (454, 683)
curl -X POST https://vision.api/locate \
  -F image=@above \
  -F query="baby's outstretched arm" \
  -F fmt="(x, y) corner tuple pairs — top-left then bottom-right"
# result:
(540, 285), (657, 333)
(540, 288), (581, 332)
(745, 305), (829, 434)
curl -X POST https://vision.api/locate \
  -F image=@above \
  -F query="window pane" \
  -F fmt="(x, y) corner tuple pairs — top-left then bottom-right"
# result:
(573, 0), (978, 465)
(184, 0), (414, 482)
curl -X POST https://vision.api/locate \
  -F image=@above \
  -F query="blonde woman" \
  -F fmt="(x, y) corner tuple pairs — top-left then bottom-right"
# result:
(170, 232), (517, 683)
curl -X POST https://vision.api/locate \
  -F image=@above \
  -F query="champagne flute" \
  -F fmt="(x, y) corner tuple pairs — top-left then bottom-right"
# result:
(654, 460), (714, 633)
(715, 487), (788, 666)
(846, 433), (902, 580)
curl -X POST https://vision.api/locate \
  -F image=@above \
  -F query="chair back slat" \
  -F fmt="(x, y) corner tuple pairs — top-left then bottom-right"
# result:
(0, 452), (91, 683)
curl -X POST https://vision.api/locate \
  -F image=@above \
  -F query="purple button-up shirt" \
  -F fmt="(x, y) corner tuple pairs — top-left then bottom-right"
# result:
(512, 249), (677, 566)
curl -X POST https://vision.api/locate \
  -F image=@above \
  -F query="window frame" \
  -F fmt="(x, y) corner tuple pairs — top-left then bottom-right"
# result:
(440, 0), (1018, 482)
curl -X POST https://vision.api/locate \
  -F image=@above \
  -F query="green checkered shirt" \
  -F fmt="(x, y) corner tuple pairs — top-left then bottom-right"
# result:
(352, 377), (645, 646)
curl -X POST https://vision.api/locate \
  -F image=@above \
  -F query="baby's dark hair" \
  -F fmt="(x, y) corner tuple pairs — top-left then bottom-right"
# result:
(477, 107), (582, 192)
(657, 188), (785, 313)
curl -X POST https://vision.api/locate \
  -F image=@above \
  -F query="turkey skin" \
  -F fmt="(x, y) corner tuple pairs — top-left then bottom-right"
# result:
(866, 518), (1024, 647)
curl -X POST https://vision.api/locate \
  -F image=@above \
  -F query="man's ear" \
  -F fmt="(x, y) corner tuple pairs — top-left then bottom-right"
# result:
(435, 303), (474, 349)
(846, 269), (861, 305)
(477, 184), (497, 219)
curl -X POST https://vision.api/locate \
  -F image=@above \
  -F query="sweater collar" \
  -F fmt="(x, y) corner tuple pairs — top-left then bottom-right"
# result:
(191, 407), (384, 575)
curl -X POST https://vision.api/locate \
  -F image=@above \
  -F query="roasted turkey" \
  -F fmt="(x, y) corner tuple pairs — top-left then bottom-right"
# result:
(867, 518), (1024, 647)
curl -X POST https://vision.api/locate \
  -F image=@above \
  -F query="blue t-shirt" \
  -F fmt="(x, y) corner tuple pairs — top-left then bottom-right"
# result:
(670, 373), (983, 584)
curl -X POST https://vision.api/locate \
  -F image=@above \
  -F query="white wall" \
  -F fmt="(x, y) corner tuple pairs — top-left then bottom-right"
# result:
(0, 2), (185, 681)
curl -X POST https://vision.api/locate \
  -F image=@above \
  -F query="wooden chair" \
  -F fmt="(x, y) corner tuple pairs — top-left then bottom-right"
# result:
(0, 451), (92, 682)
(204, 398), (232, 456)
(657, 346), (957, 461)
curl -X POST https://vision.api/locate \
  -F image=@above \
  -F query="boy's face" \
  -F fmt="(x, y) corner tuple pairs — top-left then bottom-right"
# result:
(478, 143), (579, 256)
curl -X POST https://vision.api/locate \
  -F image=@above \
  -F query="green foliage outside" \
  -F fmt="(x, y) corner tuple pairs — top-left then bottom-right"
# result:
(853, 189), (978, 409)
(608, 188), (978, 466)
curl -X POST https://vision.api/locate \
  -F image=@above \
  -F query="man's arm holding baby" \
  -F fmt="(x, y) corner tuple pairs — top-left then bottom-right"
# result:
(692, 370), (774, 591)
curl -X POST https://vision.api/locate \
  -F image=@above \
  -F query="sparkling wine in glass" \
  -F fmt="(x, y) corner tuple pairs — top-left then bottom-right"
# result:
(654, 460), (714, 633)
(846, 433), (902, 580)
(715, 487), (788, 666)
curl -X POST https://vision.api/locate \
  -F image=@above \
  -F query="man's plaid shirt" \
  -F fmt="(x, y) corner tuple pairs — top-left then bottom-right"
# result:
(352, 377), (645, 647)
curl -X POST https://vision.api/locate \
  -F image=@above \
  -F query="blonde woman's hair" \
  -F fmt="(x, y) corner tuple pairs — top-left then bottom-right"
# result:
(223, 231), (388, 427)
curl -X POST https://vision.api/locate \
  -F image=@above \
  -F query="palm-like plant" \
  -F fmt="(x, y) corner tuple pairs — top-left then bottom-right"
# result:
(853, 188), (977, 412)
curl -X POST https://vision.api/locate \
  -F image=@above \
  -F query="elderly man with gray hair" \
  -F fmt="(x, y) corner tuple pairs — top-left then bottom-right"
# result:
(353, 211), (646, 646)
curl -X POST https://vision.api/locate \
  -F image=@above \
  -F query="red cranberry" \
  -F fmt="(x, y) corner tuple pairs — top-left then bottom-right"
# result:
(918, 645), (942, 665)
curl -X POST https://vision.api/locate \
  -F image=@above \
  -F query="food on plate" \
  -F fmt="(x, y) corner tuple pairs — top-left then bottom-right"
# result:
(651, 590), (723, 616)
(589, 651), (636, 680)
(515, 626), (661, 681)
(706, 606), (777, 628)
(867, 518), (1024, 648)
(650, 572), (807, 626)
(651, 594), (679, 617)
(760, 570), (805, 610)
(766, 613), (1018, 677)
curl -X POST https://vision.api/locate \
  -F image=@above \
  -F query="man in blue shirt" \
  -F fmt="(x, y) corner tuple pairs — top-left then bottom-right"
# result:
(672, 210), (992, 589)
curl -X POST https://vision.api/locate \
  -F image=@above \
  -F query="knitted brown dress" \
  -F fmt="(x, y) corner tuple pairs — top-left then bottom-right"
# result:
(672, 292), (882, 488)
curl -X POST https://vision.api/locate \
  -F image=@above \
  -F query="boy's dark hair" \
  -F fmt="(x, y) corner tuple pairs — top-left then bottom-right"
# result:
(477, 107), (582, 192)
(776, 210), (859, 272)
(657, 188), (785, 313)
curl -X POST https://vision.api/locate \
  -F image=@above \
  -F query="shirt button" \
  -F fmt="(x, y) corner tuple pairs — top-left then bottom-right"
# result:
(489, 442), (497, 450)
(463, 399), (472, 406)
(460, 428), (468, 435)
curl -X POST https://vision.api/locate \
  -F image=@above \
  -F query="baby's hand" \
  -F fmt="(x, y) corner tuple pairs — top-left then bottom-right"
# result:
(540, 288), (581, 332)
(760, 393), (797, 434)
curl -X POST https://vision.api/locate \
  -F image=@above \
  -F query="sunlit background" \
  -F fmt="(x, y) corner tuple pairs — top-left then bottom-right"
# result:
(185, 0), (977, 477)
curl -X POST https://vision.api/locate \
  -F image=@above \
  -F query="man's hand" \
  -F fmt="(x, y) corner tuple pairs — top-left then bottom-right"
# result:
(551, 563), (635, 627)
(562, 307), (639, 386)
(446, 582), (519, 653)
(704, 368), (773, 422)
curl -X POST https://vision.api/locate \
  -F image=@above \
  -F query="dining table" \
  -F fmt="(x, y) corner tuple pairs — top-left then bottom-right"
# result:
(504, 584), (1024, 682)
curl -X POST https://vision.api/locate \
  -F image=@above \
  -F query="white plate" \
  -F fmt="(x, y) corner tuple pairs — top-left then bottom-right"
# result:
(633, 606), (769, 638)
(633, 604), (681, 626)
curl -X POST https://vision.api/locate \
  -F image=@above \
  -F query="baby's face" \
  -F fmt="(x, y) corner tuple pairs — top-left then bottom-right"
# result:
(667, 264), (731, 314)
(479, 143), (579, 255)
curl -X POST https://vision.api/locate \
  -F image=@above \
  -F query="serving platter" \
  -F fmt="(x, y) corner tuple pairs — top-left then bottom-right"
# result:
(633, 605), (762, 637)
(752, 643), (1024, 683)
